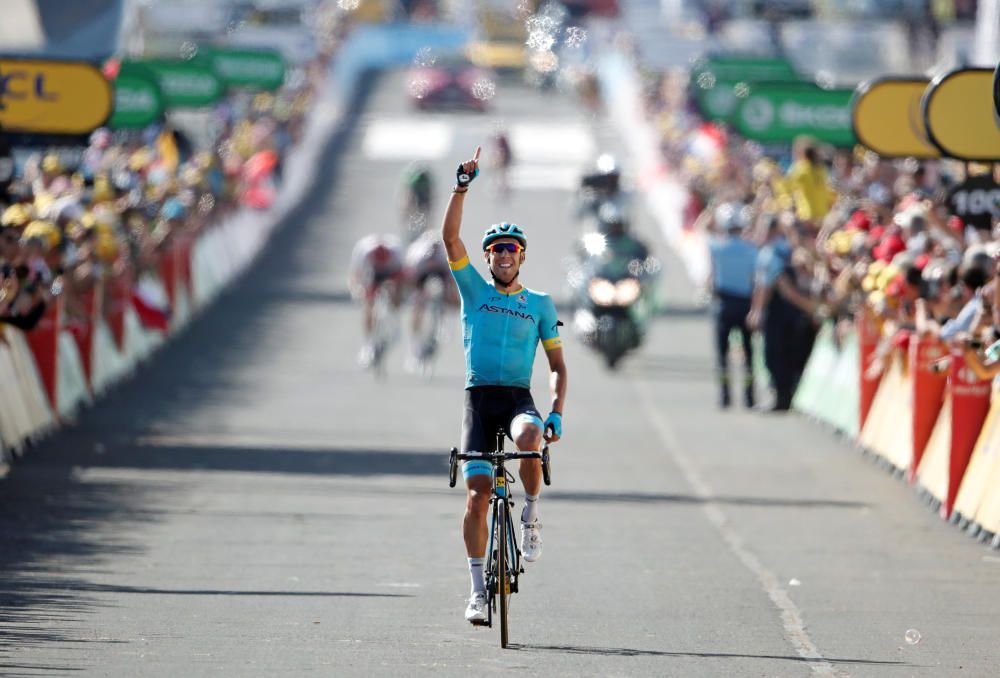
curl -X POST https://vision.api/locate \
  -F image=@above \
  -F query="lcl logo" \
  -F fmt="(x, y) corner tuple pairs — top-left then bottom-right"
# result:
(0, 70), (58, 110)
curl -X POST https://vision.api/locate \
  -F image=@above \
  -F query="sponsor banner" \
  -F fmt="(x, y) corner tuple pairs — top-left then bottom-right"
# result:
(994, 60), (1000, 121)
(691, 56), (798, 124)
(923, 68), (1000, 161)
(128, 59), (223, 109)
(205, 47), (285, 91)
(733, 82), (855, 146)
(109, 63), (164, 129)
(946, 174), (1000, 232)
(852, 77), (939, 159)
(691, 54), (797, 83)
(0, 59), (112, 134)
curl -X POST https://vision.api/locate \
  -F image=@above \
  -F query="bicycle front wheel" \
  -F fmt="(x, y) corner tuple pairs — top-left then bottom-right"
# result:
(497, 498), (509, 648)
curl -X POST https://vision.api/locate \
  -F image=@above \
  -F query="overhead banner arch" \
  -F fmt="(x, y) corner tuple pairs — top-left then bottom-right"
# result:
(923, 68), (1000, 161)
(852, 77), (939, 158)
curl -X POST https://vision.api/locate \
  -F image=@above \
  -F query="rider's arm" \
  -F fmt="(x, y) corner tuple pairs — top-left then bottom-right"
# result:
(545, 346), (567, 416)
(442, 149), (480, 263)
(441, 190), (468, 264)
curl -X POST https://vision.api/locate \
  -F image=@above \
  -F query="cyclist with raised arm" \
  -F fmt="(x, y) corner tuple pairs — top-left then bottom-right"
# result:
(442, 147), (568, 624)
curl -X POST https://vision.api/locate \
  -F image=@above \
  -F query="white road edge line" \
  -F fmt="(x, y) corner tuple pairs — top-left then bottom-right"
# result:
(633, 378), (848, 678)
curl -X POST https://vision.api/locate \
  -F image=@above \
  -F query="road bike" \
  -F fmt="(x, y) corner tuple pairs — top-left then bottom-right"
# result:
(449, 427), (551, 649)
(413, 274), (448, 377)
(368, 283), (398, 376)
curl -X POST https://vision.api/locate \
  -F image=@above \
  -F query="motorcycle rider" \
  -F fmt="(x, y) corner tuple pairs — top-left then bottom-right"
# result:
(576, 153), (630, 229)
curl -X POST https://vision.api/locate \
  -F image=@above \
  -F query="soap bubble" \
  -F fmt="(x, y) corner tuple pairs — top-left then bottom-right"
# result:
(179, 42), (198, 60)
(413, 47), (437, 67)
(565, 26), (587, 47)
(904, 629), (921, 645)
(471, 79), (496, 101)
(696, 71), (716, 89)
(408, 77), (431, 99)
(527, 30), (556, 52)
(198, 194), (216, 214)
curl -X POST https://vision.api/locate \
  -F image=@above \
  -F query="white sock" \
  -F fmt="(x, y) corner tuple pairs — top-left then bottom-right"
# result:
(521, 493), (539, 523)
(468, 557), (485, 595)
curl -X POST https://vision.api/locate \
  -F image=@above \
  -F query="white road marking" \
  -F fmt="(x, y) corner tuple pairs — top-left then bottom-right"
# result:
(509, 122), (596, 164)
(361, 118), (453, 160)
(508, 164), (582, 191)
(633, 378), (848, 678)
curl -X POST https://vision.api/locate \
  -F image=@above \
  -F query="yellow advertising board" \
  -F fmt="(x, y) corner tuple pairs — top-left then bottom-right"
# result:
(923, 68), (1000, 161)
(852, 78), (939, 159)
(0, 59), (112, 135)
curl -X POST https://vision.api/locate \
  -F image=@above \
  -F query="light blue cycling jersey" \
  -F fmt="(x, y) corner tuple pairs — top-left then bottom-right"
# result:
(449, 254), (562, 389)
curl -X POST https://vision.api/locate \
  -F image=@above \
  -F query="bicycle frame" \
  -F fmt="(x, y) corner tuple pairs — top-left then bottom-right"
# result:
(449, 427), (551, 648)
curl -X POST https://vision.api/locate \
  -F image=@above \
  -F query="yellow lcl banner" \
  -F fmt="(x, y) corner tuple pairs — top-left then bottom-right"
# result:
(0, 59), (112, 135)
(923, 68), (1000, 161)
(851, 78), (939, 159)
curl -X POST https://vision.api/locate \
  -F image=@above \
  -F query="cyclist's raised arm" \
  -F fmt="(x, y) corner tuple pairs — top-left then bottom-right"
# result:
(442, 146), (480, 263)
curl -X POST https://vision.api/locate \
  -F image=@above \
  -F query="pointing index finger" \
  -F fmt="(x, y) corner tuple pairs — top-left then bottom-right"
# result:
(472, 146), (481, 162)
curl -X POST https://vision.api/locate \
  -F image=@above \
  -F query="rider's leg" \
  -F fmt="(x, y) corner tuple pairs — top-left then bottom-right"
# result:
(463, 474), (492, 595)
(511, 415), (543, 524)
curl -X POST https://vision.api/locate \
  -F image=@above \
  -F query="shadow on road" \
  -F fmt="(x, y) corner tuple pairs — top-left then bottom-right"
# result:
(510, 642), (907, 666)
(0, 72), (381, 660)
(545, 490), (868, 510)
(79, 584), (412, 597)
(86, 442), (449, 477)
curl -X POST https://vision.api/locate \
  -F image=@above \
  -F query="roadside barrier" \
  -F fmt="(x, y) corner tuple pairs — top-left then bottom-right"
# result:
(2, 22), (463, 466)
(914, 349), (992, 519)
(909, 335), (949, 481)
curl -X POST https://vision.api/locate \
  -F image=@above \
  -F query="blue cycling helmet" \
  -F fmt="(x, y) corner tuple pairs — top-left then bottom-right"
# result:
(482, 222), (527, 250)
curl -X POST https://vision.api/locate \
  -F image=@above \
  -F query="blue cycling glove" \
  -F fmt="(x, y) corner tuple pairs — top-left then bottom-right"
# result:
(544, 412), (562, 438)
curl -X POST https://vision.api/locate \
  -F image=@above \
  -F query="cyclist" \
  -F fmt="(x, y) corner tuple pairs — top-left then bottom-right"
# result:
(348, 234), (405, 368)
(401, 163), (434, 244)
(403, 229), (458, 367)
(442, 147), (568, 624)
(490, 129), (513, 199)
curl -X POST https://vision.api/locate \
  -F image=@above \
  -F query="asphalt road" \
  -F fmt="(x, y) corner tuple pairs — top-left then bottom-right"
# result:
(3, 69), (1000, 678)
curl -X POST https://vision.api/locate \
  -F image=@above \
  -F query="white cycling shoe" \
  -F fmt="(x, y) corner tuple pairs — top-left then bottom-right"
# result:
(465, 592), (488, 623)
(521, 521), (542, 562)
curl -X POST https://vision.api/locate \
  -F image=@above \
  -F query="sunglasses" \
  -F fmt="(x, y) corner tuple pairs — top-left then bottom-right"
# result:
(487, 242), (524, 254)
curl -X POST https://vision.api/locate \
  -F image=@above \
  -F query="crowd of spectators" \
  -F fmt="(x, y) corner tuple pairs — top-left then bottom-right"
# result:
(639, 56), (1000, 410)
(0, 47), (334, 341)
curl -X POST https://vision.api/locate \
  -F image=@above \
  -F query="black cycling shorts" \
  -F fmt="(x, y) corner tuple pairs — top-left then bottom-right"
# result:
(461, 386), (543, 453)
(461, 386), (543, 479)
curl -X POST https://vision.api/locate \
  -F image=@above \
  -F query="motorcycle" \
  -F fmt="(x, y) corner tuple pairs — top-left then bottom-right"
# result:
(567, 234), (659, 369)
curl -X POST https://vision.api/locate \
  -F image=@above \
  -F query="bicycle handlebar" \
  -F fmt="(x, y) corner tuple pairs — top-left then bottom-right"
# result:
(456, 450), (544, 462)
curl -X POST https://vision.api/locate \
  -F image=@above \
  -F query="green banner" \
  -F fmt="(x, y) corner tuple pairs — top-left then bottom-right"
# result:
(691, 55), (797, 83)
(109, 65), (164, 129)
(205, 47), (285, 91)
(128, 59), (223, 109)
(691, 55), (799, 123)
(733, 83), (855, 146)
(694, 78), (744, 122)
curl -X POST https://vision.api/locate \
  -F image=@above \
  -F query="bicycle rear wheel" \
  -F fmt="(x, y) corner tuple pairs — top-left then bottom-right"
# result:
(497, 498), (509, 648)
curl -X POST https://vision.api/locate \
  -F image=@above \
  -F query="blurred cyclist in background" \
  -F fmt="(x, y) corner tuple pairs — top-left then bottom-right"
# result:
(349, 234), (405, 368)
(403, 228), (458, 368)
(490, 129), (513, 200)
(401, 164), (434, 244)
